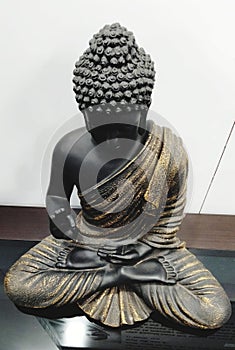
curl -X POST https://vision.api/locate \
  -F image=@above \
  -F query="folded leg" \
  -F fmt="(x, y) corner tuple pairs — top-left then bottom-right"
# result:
(135, 247), (231, 329)
(4, 236), (104, 309)
(4, 235), (152, 327)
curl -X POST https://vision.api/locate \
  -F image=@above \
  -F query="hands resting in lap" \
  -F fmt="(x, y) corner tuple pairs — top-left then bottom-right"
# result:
(56, 242), (177, 285)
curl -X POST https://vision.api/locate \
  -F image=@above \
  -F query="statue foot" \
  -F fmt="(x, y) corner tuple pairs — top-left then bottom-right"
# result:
(56, 247), (107, 270)
(157, 256), (178, 283)
(121, 256), (177, 285)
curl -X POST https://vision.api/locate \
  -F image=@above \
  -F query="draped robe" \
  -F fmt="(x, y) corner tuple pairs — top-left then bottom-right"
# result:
(4, 121), (231, 328)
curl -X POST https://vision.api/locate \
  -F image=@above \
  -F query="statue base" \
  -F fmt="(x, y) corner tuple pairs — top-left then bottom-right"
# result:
(38, 306), (235, 350)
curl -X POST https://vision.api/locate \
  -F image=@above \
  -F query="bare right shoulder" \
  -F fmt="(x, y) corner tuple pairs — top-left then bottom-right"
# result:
(52, 127), (87, 159)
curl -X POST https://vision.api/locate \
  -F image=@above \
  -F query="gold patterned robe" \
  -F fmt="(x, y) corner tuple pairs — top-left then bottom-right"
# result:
(4, 121), (231, 328)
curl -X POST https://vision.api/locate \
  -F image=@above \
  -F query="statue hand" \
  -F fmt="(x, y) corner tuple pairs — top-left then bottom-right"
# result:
(97, 242), (152, 265)
(50, 210), (79, 240)
(56, 246), (108, 269)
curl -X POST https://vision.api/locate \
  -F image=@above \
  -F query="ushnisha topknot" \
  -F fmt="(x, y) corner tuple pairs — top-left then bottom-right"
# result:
(73, 23), (156, 113)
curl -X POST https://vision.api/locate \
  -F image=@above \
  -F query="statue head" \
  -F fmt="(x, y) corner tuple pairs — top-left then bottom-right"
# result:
(73, 23), (156, 141)
(73, 23), (155, 111)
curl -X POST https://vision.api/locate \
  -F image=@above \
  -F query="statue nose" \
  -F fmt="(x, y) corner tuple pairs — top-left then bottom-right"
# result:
(107, 127), (120, 140)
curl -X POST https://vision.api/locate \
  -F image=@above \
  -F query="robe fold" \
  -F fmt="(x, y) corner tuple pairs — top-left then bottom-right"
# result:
(4, 120), (231, 328)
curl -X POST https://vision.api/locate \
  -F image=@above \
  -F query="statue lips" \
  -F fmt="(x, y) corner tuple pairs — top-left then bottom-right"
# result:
(106, 138), (121, 150)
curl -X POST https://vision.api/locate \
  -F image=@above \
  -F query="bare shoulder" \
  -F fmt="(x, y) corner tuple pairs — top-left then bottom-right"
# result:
(53, 127), (87, 158)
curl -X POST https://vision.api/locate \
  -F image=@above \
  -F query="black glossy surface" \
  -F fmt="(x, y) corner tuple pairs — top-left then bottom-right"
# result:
(1, 239), (234, 350)
(0, 266), (57, 349)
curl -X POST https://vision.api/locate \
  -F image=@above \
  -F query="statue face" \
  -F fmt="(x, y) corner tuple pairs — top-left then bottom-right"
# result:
(82, 109), (146, 143)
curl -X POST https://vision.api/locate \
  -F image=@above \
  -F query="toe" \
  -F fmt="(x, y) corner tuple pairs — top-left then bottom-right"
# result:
(158, 257), (165, 263)
(57, 256), (64, 261)
(55, 262), (66, 268)
(170, 272), (177, 278)
(168, 278), (177, 285)
(59, 251), (66, 257)
(166, 266), (174, 272)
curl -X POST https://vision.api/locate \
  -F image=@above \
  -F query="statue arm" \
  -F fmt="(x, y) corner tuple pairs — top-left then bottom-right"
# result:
(46, 137), (78, 240)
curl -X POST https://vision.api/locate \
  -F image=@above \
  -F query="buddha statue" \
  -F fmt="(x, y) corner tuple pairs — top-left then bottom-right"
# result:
(4, 23), (231, 329)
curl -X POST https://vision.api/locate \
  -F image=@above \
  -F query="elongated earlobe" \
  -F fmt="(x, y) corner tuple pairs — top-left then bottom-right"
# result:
(138, 111), (147, 135)
(83, 110), (91, 131)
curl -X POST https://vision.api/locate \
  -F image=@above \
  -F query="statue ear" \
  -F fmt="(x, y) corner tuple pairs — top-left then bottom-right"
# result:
(138, 110), (147, 135)
(83, 110), (92, 132)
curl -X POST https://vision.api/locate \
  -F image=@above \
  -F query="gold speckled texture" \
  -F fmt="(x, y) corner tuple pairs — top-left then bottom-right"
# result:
(4, 121), (231, 329)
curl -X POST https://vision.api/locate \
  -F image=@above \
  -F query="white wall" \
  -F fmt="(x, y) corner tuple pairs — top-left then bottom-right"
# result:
(0, 0), (234, 214)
